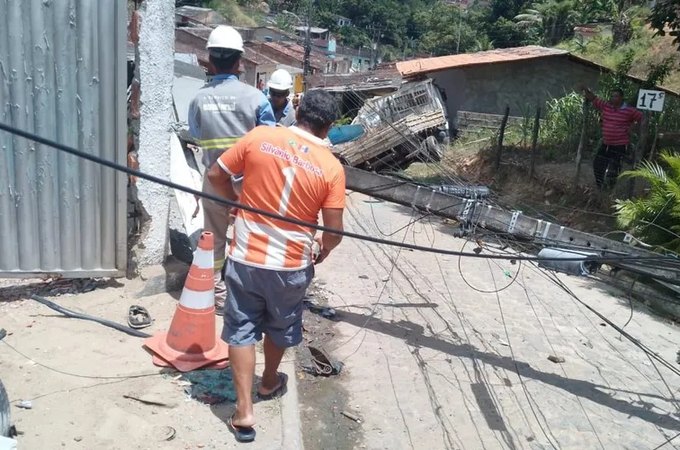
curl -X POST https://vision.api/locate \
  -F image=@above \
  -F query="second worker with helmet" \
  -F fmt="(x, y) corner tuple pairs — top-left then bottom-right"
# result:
(266, 69), (297, 127)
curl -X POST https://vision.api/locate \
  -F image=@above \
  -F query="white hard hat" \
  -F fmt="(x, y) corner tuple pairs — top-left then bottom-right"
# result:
(268, 69), (294, 91)
(206, 25), (244, 53)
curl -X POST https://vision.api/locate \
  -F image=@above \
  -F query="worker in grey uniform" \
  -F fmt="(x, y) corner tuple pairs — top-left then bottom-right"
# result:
(266, 69), (296, 127)
(189, 25), (275, 314)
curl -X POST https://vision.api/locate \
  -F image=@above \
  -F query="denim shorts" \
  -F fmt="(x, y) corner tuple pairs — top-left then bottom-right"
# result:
(222, 259), (314, 348)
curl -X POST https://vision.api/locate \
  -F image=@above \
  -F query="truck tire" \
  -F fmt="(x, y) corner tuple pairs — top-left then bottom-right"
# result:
(0, 379), (9, 437)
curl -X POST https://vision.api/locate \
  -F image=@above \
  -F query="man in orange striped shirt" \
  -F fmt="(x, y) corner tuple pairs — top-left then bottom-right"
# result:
(207, 90), (345, 442)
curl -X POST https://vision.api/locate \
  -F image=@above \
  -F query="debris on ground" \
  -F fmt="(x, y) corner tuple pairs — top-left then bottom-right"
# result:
(0, 278), (116, 302)
(303, 298), (336, 319)
(305, 346), (343, 377)
(341, 410), (362, 423)
(154, 426), (176, 442)
(123, 394), (176, 408)
(180, 369), (236, 405)
(547, 355), (566, 364)
(15, 401), (32, 410)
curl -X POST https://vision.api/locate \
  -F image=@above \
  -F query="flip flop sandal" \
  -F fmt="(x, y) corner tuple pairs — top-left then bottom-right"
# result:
(127, 305), (152, 329)
(229, 414), (256, 443)
(257, 373), (288, 401)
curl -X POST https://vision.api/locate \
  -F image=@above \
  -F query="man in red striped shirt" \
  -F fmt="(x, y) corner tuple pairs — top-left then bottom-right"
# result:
(582, 87), (643, 189)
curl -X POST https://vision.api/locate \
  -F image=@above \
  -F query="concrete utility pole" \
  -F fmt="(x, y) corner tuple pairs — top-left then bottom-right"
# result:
(343, 166), (680, 285)
(367, 24), (382, 69)
(302, 0), (313, 91)
(137, 0), (174, 265)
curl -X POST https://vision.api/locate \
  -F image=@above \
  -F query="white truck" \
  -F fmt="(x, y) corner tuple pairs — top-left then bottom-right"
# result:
(332, 79), (450, 171)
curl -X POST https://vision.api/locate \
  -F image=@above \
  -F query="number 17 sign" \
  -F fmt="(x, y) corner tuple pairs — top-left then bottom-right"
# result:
(637, 89), (665, 112)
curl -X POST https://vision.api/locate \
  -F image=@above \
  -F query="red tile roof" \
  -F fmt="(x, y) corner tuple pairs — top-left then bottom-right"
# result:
(396, 46), (567, 76)
(176, 28), (278, 67)
(308, 66), (401, 92)
(259, 41), (326, 69)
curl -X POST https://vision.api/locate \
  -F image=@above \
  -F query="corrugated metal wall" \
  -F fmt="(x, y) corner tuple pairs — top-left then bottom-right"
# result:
(0, 0), (127, 277)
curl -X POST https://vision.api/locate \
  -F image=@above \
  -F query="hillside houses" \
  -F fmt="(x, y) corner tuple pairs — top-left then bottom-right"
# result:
(173, 6), (371, 89)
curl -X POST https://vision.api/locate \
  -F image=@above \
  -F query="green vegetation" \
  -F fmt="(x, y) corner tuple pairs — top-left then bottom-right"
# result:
(180, 1), (680, 80)
(206, 0), (260, 27)
(540, 93), (596, 160)
(615, 152), (680, 253)
(649, 0), (680, 51)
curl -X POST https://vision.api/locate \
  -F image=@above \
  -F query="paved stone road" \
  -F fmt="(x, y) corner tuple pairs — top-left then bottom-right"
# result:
(313, 193), (680, 450)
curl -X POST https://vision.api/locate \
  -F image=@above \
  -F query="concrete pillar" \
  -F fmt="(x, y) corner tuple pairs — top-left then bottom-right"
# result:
(136, 0), (174, 266)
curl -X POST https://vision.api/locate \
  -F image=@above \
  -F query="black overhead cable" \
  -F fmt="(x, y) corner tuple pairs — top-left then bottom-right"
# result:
(1, 121), (680, 266)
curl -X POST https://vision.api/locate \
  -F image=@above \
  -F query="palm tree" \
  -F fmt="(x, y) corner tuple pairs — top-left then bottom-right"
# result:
(614, 152), (680, 253)
(515, 0), (578, 46)
(611, 3), (642, 47)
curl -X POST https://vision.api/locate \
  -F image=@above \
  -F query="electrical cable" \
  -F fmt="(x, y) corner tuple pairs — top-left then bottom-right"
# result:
(620, 276), (638, 334)
(31, 295), (151, 338)
(4, 121), (679, 266)
(369, 202), (431, 237)
(351, 189), (679, 447)
(368, 197), (464, 237)
(334, 205), (415, 359)
(514, 264), (611, 449)
(538, 268), (680, 378)
(0, 340), (161, 380)
(488, 260), (560, 450)
(456, 238), (521, 294)
(652, 431), (680, 450)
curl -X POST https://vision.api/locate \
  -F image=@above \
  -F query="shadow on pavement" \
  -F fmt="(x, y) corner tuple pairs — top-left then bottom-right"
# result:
(334, 308), (680, 431)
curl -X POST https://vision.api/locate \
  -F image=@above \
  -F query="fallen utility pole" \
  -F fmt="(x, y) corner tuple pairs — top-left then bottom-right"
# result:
(343, 166), (680, 285)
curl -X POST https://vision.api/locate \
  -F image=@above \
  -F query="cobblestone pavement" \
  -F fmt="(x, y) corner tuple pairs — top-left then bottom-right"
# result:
(313, 193), (680, 450)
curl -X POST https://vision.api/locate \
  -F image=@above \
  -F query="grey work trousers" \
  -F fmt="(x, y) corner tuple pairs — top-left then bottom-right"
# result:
(201, 174), (231, 306)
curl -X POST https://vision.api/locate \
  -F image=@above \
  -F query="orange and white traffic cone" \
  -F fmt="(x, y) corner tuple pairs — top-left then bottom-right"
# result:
(144, 232), (229, 372)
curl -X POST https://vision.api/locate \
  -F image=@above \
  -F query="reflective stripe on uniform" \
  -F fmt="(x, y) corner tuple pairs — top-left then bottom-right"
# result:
(199, 137), (240, 150)
(214, 258), (226, 271)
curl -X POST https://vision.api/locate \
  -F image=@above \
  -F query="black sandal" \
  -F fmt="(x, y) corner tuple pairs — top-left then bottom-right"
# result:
(127, 305), (152, 329)
(257, 373), (288, 401)
(229, 414), (256, 443)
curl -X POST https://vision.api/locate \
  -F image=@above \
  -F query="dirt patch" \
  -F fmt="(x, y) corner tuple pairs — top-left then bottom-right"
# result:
(451, 147), (622, 233)
(295, 282), (363, 450)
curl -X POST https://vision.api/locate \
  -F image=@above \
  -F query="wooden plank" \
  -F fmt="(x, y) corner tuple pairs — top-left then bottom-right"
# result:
(343, 166), (680, 284)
